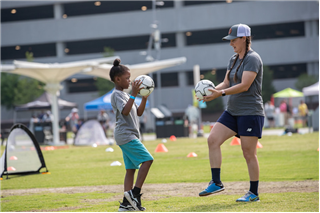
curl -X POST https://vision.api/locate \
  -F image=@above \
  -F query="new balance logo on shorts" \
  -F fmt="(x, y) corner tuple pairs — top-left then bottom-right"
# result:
(246, 128), (252, 132)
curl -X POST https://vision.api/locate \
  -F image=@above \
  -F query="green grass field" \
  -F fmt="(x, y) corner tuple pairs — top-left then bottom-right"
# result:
(1, 132), (319, 212)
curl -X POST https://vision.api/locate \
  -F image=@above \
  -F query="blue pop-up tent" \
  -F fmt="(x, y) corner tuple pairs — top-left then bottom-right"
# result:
(84, 89), (149, 111)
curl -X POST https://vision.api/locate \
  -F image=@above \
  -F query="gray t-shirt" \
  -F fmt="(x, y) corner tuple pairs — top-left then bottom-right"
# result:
(226, 49), (265, 116)
(111, 89), (140, 145)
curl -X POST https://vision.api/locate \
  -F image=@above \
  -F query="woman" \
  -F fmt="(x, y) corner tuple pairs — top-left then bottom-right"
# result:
(198, 23), (264, 202)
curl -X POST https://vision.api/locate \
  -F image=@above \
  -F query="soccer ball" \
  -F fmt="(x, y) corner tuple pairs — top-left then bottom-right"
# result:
(195, 80), (215, 100)
(135, 75), (155, 96)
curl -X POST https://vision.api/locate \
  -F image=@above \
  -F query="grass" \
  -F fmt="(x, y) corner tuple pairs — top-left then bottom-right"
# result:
(1, 132), (319, 211)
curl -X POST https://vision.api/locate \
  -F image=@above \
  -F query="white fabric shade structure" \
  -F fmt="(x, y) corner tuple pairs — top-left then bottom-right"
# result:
(81, 57), (187, 80)
(1, 56), (187, 145)
(0, 56), (119, 144)
(302, 82), (319, 96)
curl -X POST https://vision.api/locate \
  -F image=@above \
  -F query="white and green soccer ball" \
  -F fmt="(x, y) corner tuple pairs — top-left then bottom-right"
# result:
(195, 80), (215, 100)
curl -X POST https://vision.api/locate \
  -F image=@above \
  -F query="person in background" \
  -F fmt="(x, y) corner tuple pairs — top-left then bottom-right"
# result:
(42, 110), (53, 122)
(97, 109), (110, 137)
(185, 105), (200, 138)
(279, 100), (288, 125)
(264, 101), (275, 128)
(75, 119), (84, 131)
(65, 108), (79, 133)
(139, 113), (147, 142)
(29, 114), (39, 134)
(298, 100), (309, 127)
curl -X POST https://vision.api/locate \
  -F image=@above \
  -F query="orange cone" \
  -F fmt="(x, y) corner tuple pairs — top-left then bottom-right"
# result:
(169, 135), (176, 141)
(155, 144), (168, 152)
(7, 167), (16, 171)
(230, 137), (241, 146)
(257, 141), (263, 148)
(9, 156), (18, 160)
(187, 152), (198, 157)
(317, 148), (319, 151)
(45, 146), (55, 150)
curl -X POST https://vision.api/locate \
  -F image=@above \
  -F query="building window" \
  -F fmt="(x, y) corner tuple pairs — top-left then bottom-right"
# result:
(186, 71), (194, 86)
(63, 1), (173, 17)
(185, 22), (305, 46)
(186, 68), (226, 86)
(65, 33), (176, 55)
(152, 73), (158, 88)
(65, 35), (149, 55)
(1, 43), (56, 60)
(158, 33), (176, 48)
(1, 5), (54, 23)
(268, 63), (307, 79)
(251, 22), (305, 40)
(66, 78), (98, 93)
(161, 72), (178, 87)
(183, 1), (225, 6)
(185, 28), (228, 46)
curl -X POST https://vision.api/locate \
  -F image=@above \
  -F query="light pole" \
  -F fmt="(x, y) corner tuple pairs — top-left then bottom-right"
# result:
(145, 0), (165, 62)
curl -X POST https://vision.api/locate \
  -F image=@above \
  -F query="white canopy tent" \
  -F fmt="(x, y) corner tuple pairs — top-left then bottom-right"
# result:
(1, 56), (187, 145)
(0, 56), (119, 144)
(302, 82), (319, 96)
(81, 57), (187, 80)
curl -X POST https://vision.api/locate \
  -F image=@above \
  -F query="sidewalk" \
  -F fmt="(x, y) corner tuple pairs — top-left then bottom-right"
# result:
(142, 127), (311, 141)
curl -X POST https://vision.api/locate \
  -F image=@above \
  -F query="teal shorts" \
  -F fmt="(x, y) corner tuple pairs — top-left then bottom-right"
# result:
(119, 139), (154, 169)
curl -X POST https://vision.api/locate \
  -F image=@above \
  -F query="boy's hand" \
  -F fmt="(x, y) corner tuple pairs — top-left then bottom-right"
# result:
(131, 79), (143, 97)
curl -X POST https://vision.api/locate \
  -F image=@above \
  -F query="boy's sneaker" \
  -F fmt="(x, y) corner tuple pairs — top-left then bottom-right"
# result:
(199, 180), (225, 196)
(118, 202), (135, 212)
(124, 190), (145, 211)
(236, 191), (260, 202)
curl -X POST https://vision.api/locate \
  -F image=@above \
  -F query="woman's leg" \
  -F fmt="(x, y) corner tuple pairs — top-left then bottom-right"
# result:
(207, 122), (236, 168)
(240, 136), (259, 181)
(199, 122), (236, 197)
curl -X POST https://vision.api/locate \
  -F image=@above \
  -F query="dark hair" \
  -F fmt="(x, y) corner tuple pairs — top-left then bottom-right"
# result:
(109, 58), (129, 82)
(227, 36), (251, 83)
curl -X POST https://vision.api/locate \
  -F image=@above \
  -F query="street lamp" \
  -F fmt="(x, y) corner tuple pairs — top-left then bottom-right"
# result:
(145, 0), (167, 61)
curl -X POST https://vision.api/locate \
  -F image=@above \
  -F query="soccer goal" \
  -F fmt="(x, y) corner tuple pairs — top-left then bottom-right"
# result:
(0, 123), (49, 179)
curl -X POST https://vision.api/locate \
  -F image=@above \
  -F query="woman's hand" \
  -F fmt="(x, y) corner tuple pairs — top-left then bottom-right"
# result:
(202, 89), (221, 102)
(131, 79), (143, 97)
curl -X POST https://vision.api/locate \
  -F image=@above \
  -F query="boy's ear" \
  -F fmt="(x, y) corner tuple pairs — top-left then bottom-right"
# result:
(115, 76), (120, 83)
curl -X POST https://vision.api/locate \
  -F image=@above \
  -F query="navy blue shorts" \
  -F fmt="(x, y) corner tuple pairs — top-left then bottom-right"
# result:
(217, 111), (264, 139)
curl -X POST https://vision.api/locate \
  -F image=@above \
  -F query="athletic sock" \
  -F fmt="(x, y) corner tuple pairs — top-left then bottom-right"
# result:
(249, 181), (259, 196)
(132, 186), (141, 196)
(211, 168), (221, 184)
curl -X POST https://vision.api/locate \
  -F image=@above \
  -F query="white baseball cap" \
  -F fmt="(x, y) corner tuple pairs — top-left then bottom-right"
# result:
(71, 108), (78, 113)
(222, 23), (251, 40)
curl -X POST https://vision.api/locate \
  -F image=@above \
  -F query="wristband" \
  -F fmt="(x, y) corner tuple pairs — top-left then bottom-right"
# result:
(130, 95), (136, 100)
(221, 90), (226, 96)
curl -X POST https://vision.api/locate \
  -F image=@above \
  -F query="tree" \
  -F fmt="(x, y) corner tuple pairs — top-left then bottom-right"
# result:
(95, 77), (114, 96)
(262, 66), (276, 103)
(1, 73), (45, 109)
(102, 47), (114, 58)
(295, 73), (319, 91)
(25, 51), (34, 62)
(201, 70), (224, 113)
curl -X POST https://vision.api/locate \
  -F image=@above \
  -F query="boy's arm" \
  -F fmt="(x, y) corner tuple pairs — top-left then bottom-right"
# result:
(137, 96), (148, 116)
(122, 80), (142, 116)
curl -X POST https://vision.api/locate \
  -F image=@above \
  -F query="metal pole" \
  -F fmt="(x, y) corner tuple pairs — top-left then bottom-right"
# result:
(44, 83), (62, 145)
(193, 65), (203, 136)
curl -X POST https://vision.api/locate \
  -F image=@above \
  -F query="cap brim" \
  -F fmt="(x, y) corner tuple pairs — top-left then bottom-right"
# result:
(222, 35), (238, 40)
